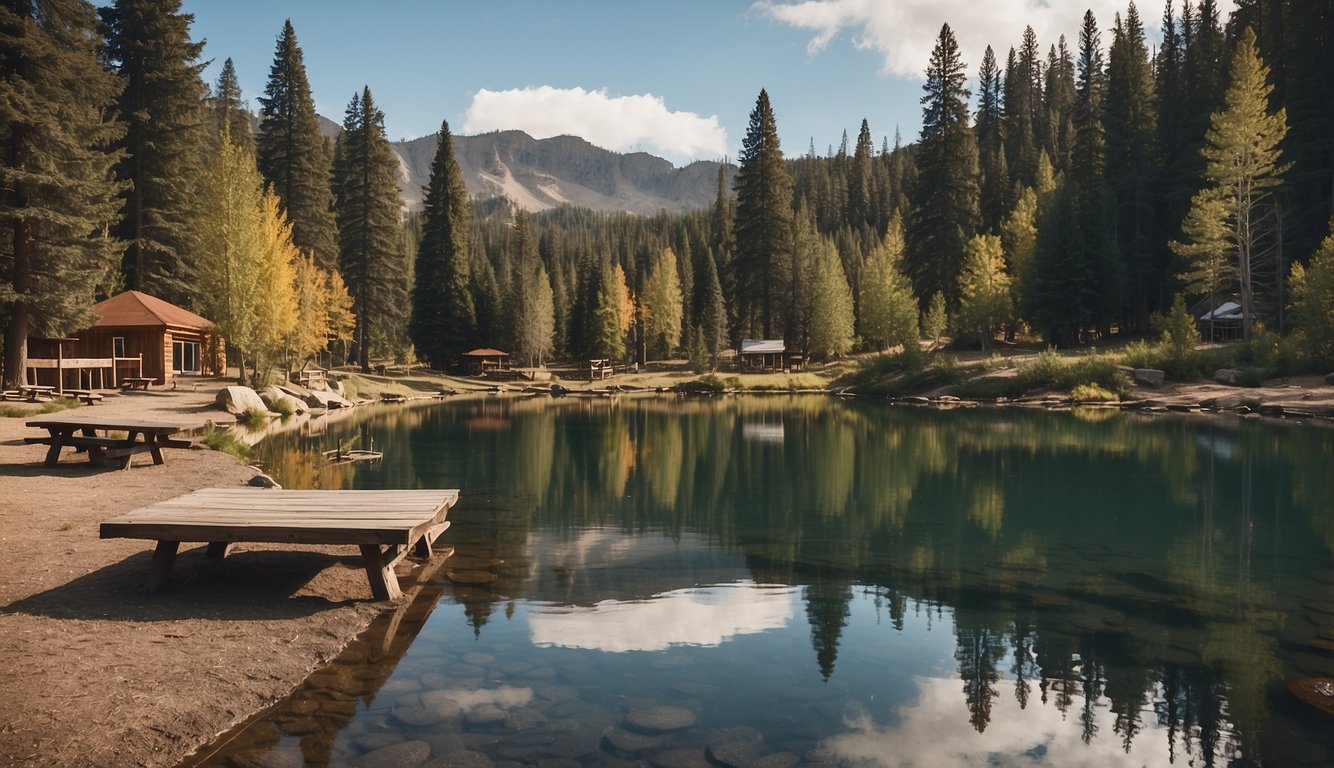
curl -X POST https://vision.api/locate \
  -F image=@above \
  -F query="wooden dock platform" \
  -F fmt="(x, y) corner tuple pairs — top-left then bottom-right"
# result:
(100, 488), (459, 599)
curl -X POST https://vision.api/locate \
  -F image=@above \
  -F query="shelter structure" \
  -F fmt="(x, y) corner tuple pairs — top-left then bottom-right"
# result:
(1196, 301), (1247, 342)
(461, 348), (510, 376)
(739, 339), (787, 372)
(26, 291), (223, 389)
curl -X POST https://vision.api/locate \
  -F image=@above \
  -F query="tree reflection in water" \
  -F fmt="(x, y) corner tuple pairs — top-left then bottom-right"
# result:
(252, 396), (1334, 766)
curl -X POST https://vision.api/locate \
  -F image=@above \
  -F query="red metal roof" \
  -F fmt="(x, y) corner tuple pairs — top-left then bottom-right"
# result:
(92, 291), (215, 330)
(462, 348), (509, 357)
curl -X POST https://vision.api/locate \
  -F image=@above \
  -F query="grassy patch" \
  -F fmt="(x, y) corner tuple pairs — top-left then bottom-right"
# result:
(267, 396), (294, 418)
(57, 522), (75, 532)
(202, 422), (252, 462)
(237, 407), (270, 430)
(955, 349), (1130, 400)
(0, 397), (83, 418)
(680, 374), (742, 394)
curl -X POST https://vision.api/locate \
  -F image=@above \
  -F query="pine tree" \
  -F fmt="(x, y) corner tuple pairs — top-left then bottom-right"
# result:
(858, 214), (919, 351)
(847, 118), (874, 229)
(1171, 27), (1289, 340)
(1068, 10), (1115, 332)
(696, 247), (728, 362)
(1004, 27), (1044, 188)
(211, 58), (253, 157)
(333, 87), (408, 369)
(1104, 3), (1161, 332)
(506, 209), (554, 366)
(907, 23), (979, 309)
(976, 46), (1008, 234)
(1, 0), (124, 389)
(1043, 37), (1077, 174)
(805, 237), (855, 359)
(641, 247), (684, 360)
(956, 234), (1013, 351)
(100, 0), (207, 305)
(731, 89), (793, 339)
(409, 121), (475, 370)
(1288, 226), (1334, 366)
(258, 20), (338, 270)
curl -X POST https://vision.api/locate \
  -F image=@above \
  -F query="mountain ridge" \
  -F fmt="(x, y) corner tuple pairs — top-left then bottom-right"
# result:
(315, 117), (733, 215)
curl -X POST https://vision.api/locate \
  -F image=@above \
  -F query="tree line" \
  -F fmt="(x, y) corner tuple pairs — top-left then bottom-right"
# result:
(3, 0), (1333, 388)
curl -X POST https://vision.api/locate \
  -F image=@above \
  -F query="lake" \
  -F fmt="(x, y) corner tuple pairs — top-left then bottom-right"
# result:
(193, 396), (1334, 768)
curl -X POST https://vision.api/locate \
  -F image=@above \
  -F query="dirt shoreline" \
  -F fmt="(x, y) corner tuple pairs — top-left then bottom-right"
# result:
(0, 385), (397, 768)
(1, 373), (1330, 768)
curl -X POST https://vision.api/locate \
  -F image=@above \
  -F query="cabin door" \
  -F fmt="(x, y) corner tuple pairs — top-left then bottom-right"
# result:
(172, 339), (200, 374)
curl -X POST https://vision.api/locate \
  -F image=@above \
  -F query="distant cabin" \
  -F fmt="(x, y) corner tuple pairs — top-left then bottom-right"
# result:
(740, 339), (786, 372)
(27, 291), (224, 388)
(461, 348), (510, 376)
(1196, 301), (1248, 342)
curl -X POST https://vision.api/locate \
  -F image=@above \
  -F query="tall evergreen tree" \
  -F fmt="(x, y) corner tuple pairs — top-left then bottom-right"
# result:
(258, 20), (338, 270)
(99, 0), (206, 305)
(210, 57), (253, 157)
(1104, 2), (1162, 331)
(847, 118), (875, 230)
(976, 46), (1009, 233)
(1043, 37), (1077, 174)
(333, 87), (408, 369)
(506, 208), (554, 365)
(1, 0), (124, 389)
(907, 23), (980, 308)
(696, 247), (727, 362)
(1171, 27), (1289, 340)
(409, 121), (474, 370)
(731, 89), (793, 339)
(641, 247), (684, 359)
(1004, 27), (1043, 188)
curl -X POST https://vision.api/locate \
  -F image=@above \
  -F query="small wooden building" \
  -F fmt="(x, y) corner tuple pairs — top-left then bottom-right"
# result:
(1197, 301), (1246, 342)
(27, 291), (224, 388)
(461, 348), (510, 376)
(739, 339), (787, 372)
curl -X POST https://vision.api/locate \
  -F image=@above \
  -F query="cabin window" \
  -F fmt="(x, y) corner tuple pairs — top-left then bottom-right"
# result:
(112, 336), (126, 358)
(172, 340), (200, 374)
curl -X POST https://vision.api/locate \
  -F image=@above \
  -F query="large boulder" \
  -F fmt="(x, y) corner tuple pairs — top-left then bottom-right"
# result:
(1215, 369), (1242, 385)
(262, 385), (309, 415)
(215, 385), (267, 415)
(1133, 368), (1165, 388)
(304, 387), (353, 410)
(1326, 372), (1334, 386)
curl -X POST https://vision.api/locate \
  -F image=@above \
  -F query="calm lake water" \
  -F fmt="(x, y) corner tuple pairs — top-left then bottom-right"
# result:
(194, 396), (1334, 768)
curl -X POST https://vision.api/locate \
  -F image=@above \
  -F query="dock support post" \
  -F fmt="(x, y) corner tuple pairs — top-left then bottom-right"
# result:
(360, 544), (402, 600)
(146, 540), (180, 593)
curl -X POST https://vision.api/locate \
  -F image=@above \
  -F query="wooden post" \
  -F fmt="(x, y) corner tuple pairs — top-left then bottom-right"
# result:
(205, 542), (232, 559)
(146, 540), (180, 593)
(359, 544), (402, 600)
(55, 343), (63, 395)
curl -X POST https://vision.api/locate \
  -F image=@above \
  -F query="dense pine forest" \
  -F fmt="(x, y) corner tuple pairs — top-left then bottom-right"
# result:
(3, 0), (1334, 389)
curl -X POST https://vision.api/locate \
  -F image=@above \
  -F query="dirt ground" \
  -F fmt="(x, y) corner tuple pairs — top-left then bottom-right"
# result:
(0, 370), (1329, 768)
(0, 385), (411, 768)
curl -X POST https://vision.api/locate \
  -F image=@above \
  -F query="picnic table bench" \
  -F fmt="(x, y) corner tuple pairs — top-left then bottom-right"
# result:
(25, 415), (189, 469)
(60, 389), (103, 405)
(100, 488), (459, 599)
(121, 377), (154, 390)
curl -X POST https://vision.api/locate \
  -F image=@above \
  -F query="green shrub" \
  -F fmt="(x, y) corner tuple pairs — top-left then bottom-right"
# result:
(1071, 383), (1120, 402)
(237, 407), (270, 430)
(680, 374), (728, 394)
(202, 422), (252, 461)
(267, 396), (294, 418)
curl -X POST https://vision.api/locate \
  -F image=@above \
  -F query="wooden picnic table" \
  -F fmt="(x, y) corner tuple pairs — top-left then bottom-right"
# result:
(121, 376), (154, 390)
(100, 488), (459, 599)
(25, 415), (188, 469)
(19, 384), (56, 401)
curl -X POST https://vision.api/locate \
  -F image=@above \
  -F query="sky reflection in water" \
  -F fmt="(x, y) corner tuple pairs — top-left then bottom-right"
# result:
(207, 396), (1334, 768)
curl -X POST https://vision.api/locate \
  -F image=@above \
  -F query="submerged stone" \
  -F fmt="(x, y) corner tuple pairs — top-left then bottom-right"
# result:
(625, 706), (697, 733)
(447, 570), (499, 584)
(706, 740), (765, 768)
(647, 748), (713, 768)
(353, 739), (431, 768)
(467, 704), (510, 726)
(420, 750), (496, 768)
(602, 727), (666, 756)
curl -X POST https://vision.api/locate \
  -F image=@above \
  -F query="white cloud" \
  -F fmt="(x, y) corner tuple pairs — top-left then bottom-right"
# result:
(463, 86), (729, 164)
(755, 0), (1237, 79)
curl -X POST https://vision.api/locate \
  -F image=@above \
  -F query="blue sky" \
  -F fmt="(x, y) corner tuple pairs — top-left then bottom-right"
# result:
(183, 0), (1232, 166)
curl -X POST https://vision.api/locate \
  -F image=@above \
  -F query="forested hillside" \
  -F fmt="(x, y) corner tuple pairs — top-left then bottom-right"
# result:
(2, 0), (1332, 388)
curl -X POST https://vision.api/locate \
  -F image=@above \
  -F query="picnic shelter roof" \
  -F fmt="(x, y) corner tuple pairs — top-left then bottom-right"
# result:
(463, 348), (509, 357)
(740, 339), (785, 355)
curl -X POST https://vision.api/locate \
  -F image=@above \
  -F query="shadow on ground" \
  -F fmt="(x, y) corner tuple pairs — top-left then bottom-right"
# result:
(2, 547), (370, 621)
